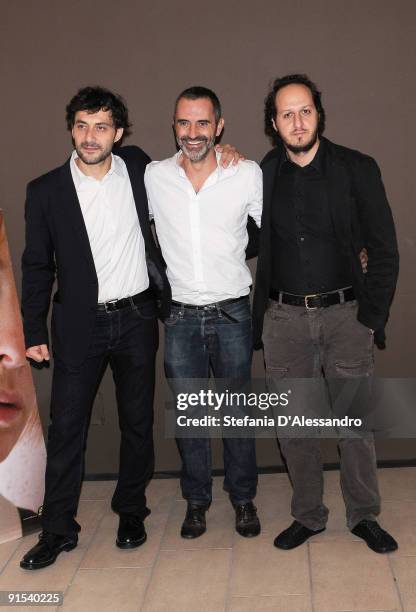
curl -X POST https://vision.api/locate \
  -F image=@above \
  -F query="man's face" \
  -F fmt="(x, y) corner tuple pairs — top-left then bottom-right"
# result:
(174, 97), (224, 162)
(71, 108), (123, 165)
(0, 216), (36, 462)
(273, 84), (319, 154)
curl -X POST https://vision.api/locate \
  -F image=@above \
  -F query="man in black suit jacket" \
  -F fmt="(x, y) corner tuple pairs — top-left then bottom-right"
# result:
(20, 86), (171, 569)
(252, 74), (399, 554)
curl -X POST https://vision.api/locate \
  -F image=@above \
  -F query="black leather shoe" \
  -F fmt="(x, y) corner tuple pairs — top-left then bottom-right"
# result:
(351, 520), (398, 553)
(116, 514), (147, 549)
(234, 502), (261, 537)
(274, 521), (325, 550)
(180, 505), (207, 539)
(20, 531), (78, 570)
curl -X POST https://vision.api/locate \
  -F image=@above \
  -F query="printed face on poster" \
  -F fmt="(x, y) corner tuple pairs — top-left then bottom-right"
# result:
(0, 211), (46, 544)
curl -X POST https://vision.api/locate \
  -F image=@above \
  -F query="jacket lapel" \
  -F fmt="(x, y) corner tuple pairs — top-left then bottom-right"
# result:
(58, 160), (96, 274)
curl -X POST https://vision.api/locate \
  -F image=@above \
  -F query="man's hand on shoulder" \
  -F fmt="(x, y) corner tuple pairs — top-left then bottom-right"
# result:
(215, 144), (245, 167)
(26, 344), (50, 363)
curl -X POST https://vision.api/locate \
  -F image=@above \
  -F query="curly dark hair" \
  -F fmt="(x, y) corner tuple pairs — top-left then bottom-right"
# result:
(66, 86), (132, 138)
(264, 74), (325, 145)
(174, 86), (222, 124)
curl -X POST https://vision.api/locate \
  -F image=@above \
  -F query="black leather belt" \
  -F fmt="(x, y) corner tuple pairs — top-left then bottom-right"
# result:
(97, 288), (153, 312)
(171, 295), (247, 310)
(269, 287), (355, 310)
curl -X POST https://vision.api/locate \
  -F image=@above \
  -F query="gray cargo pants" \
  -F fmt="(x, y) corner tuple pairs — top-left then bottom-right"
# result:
(262, 298), (380, 530)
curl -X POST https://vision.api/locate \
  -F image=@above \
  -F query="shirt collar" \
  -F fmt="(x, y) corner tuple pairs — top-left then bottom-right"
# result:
(70, 150), (125, 187)
(172, 150), (238, 180)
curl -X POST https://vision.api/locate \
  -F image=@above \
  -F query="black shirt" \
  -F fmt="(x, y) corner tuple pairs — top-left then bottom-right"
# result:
(270, 141), (352, 295)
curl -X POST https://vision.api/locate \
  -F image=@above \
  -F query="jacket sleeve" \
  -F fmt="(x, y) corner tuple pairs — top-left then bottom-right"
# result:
(352, 155), (399, 333)
(21, 181), (55, 348)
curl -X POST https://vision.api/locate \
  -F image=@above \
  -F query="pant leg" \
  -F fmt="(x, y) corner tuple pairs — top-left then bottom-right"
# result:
(262, 301), (329, 530)
(164, 305), (212, 507)
(322, 301), (380, 528)
(42, 313), (110, 536)
(209, 297), (257, 505)
(110, 300), (158, 519)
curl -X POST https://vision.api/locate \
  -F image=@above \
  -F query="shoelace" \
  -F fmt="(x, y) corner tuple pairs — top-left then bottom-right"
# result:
(237, 504), (257, 523)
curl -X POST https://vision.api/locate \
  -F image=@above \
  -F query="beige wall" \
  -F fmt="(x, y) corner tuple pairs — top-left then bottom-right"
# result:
(2, 0), (415, 473)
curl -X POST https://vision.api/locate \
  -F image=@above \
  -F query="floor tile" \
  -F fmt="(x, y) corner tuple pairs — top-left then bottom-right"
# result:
(80, 510), (169, 569)
(142, 549), (231, 611)
(62, 567), (151, 611)
(310, 539), (400, 611)
(160, 499), (234, 550)
(79, 481), (116, 500)
(228, 594), (311, 611)
(230, 533), (310, 597)
(0, 539), (20, 573)
(391, 555), (416, 611)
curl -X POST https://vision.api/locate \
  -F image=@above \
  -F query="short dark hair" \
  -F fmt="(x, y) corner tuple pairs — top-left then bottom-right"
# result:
(264, 74), (325, 145)
(66, 86), (131, 137)
(174, 86), (222, 123)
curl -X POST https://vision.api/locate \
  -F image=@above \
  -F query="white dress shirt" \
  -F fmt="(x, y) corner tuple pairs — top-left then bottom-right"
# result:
(70, 151), (149, 303)
(144, 152), (262, 305)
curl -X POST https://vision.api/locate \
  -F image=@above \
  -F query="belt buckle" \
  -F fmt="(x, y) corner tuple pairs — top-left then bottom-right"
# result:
(304, 294), (319, 310)
(104, 299), (118, 313)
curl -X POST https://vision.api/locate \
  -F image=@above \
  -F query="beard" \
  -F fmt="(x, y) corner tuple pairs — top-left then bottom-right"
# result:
(75, 141), (112, 165)
(283, 126), (319, 154)
(176, 135), (216, 162)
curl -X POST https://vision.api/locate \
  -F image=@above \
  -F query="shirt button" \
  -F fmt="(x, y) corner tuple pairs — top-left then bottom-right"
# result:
(300, 237), (305, 242)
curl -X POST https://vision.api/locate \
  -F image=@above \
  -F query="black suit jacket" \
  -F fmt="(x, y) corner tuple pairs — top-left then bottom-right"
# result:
(252, 137), (399, 349)
(21, 145), (171, 366)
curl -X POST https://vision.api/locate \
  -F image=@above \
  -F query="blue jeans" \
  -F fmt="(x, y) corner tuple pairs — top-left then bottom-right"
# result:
(164, 296), (257, 507)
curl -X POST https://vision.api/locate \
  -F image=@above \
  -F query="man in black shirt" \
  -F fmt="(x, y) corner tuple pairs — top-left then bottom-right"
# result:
(253, 74), (399, 554)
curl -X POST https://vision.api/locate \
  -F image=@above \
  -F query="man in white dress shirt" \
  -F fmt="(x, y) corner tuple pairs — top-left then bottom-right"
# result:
(20, 86), (171, 569)
(145, 86), (263, 539)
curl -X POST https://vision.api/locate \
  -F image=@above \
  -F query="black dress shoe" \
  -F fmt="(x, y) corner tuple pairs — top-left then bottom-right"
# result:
(180, 505), (207, 539)
(274, 520), (325, 550)
(20, 531), (78, 570)
(116, 514), (147, 549)
(351, 520), (398, 553)
(234, 502), (261, 537)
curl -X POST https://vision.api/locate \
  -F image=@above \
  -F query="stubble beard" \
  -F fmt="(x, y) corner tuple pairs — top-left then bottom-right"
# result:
(177, 135), (216, 162)
(75, 142), (113, 165)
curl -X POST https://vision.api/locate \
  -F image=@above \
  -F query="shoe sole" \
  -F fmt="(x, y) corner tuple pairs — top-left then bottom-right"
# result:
(180, 527), (206, 539)
(20, 542), (78, 570)
(236, 527), (261, 538)
(116, 532), (147, 549)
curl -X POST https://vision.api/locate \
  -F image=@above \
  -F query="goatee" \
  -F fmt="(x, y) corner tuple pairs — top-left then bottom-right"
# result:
(285, 128), (319, 154)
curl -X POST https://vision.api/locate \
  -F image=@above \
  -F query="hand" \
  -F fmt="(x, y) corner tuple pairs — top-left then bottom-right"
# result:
(359, 248), (368, 274)
(26, 344), (50, 362)
(215, 144), (245, 167)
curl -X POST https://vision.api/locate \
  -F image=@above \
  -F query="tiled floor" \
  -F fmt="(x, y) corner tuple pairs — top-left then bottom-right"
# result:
(0, 467), (415, 611)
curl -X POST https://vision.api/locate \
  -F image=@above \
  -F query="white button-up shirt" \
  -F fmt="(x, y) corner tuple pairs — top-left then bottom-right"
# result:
(70, 151), (149, 303)
(144, 152), (262, 305)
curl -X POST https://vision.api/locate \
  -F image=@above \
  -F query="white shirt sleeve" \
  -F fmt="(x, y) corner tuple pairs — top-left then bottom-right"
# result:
(247, 162), (263, 228)
(144, 164), (154, 220)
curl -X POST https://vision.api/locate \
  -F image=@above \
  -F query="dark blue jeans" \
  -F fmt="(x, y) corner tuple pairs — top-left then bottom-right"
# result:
(42, 298), (158, 536)
(164, 296), (257, 507)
